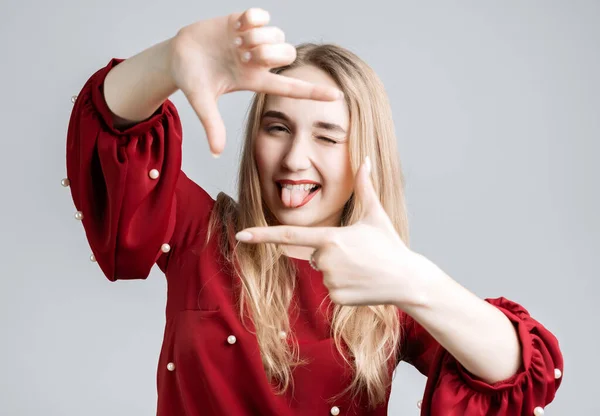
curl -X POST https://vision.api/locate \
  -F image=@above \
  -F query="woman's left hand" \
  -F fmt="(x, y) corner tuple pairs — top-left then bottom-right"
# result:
(235, 157), (432, 306)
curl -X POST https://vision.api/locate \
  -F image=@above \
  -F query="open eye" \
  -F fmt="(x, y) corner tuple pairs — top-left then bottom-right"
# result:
(266, 125), (289, 134)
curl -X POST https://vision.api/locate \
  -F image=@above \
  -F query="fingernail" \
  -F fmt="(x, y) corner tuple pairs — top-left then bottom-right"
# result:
(211, 151), (221, 159)
(234, 20), (241, 30)
(233, 37), (242, 46)
(365, 156), (371, 173)
(241, 51), (251, 62)
(235, 231), (253, 241)
(254, 9), (270, 23)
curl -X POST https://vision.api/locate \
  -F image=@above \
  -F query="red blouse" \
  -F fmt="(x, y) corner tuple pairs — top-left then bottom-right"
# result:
(65, 58), (564, 416)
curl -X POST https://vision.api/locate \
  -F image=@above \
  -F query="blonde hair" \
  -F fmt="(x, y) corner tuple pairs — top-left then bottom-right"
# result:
(206, 43), (410, 408)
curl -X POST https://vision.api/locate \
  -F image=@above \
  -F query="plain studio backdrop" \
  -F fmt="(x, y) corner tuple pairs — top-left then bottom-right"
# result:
(0, 0), (597, 414)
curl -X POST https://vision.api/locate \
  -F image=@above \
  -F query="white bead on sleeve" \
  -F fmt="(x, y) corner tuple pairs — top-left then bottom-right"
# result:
(149, 169), (160, 179)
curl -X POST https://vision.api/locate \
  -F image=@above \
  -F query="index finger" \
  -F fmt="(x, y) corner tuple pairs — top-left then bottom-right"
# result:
(235, 225), (333, 247)
(260, 72), (344, 101)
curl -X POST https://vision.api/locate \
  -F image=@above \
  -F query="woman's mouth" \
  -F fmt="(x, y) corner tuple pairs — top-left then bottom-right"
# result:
(276, 183), (321, 208)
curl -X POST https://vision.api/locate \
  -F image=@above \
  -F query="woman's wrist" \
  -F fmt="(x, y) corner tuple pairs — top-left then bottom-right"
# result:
(392, 251), (447, 311)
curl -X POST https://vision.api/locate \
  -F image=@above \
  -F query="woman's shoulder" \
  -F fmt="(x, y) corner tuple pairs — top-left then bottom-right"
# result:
(170, 170), (239, 248)
(176, 171), (216, 204)
(172, 170), (219, 229)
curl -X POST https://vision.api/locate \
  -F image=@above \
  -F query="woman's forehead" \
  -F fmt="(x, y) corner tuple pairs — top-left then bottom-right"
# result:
(264, 83), (348, 129)
(263, 96), (349, 130)
(279, 65), (337, 87)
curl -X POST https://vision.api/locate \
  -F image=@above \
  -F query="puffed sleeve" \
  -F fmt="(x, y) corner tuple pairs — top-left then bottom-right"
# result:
(400, 297), (564, 416)
(65, 58), (214, 281)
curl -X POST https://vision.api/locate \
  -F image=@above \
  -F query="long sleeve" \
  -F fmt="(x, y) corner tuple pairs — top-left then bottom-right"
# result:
(400, 297), (564, 415)
(65, 58), (214, 281)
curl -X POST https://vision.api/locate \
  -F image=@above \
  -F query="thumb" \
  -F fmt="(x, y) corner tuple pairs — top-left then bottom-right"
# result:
(185, 90), (226, 157)
(355, 156), (380, 216)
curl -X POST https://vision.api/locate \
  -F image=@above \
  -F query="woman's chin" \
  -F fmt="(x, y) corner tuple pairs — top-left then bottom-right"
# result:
(272, 210), (319, 227)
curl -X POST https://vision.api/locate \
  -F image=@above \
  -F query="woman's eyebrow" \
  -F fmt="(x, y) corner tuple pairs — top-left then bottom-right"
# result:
(262, 110), (346, 134)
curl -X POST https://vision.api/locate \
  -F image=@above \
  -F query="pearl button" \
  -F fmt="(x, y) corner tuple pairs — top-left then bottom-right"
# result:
(167, 362), (175, 371)
(74, 211), (84, 220)
(227, 335), (237, 345)
(71, 95), (77, 103)
(278, 330), (287, 339)
(533, 406), (544, 416)
(554, 368), (562, 379)
(61, 178), (70, 187)
(149, 169), (160, 179)
(417, 400), (422, 409)
(90, 254), (96, 262)
(161, 243), (171, 253)
(330, 406), (340, 415)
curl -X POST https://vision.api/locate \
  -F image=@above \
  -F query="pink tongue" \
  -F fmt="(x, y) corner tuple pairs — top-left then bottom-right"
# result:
(281, 186), (310, 208)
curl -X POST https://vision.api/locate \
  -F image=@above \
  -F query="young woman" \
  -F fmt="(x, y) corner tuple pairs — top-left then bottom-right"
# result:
(65, 8), (563, 416)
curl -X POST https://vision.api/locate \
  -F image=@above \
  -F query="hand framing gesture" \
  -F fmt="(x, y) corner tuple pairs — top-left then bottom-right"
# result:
(236, 157), (428, 307)
(169, 8), (343, 156)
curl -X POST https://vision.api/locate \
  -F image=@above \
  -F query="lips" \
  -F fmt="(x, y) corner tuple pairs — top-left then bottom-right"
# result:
(275, 179), (321, 186)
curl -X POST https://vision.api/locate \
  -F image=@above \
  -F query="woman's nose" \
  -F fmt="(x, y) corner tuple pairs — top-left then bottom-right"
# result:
(281, 135), (312, 171)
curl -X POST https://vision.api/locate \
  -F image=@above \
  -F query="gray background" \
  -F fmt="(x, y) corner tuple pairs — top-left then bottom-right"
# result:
(1, 0), (597, 414)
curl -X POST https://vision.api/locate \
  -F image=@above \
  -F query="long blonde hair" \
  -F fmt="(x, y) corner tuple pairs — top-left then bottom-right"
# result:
(206, 43), (410, 408)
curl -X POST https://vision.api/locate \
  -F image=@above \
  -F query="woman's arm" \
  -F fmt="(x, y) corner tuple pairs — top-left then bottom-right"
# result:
(397, 253), (522, 384)
(103, 38), (178, 129)
(234, 159), (562, 412)
(103, 8), (342, 155)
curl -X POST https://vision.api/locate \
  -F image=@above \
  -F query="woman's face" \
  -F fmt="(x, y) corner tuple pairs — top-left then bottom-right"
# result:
(255, 65), (354, 228)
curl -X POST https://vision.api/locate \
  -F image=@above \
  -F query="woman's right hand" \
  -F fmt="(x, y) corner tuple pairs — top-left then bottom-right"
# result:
(168, 8), (343, 156)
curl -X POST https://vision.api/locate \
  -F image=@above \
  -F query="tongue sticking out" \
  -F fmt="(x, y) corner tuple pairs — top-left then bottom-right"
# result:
(281, 186), (311, 208)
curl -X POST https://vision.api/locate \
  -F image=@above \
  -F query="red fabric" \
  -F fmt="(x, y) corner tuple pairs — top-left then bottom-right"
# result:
(402, 298), (564, 415)
(66, 58), (564, 415)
